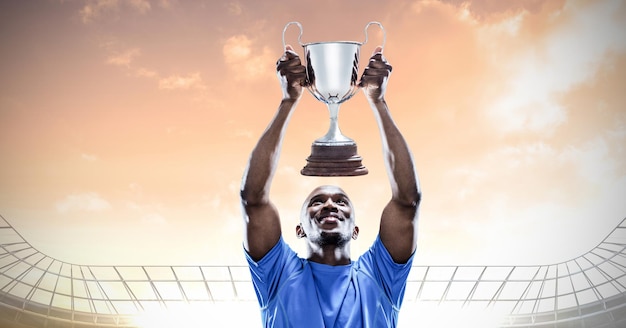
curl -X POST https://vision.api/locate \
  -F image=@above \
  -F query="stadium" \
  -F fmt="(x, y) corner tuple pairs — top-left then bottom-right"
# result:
(1, 214), (624, 328)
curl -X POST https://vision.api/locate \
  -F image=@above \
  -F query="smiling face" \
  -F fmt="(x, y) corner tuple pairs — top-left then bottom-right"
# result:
(297, 185), (359, 248)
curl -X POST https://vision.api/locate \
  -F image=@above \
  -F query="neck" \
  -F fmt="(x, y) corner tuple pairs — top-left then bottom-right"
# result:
(306, 244), (351, 266)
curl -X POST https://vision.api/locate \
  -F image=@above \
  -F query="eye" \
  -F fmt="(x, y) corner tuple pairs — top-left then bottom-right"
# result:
(335, 198), (347, 205)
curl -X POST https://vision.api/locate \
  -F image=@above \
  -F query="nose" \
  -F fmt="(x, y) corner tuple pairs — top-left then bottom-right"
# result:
(322, 198), (338, 210)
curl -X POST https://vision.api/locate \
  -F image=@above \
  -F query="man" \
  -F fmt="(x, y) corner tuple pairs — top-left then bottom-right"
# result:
(240, 43), (421, 328)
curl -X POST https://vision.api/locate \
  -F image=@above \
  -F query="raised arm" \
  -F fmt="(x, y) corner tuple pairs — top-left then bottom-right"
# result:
(360, 47), (422, 264)
(240, 46), (306, 261)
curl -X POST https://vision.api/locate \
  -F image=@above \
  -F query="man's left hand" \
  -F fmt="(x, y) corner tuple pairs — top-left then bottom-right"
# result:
(359, 46), (392, 102)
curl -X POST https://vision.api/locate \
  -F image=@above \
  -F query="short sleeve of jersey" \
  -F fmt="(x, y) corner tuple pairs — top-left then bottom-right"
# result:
(357, 235), (415, 308)
(244, 237), (301, 308)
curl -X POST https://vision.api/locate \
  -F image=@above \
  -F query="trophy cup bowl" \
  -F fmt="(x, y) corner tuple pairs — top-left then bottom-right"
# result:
(283, 22), (385, 176)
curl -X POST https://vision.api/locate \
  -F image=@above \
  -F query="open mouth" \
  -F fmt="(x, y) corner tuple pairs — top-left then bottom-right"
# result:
(316, 215), (342, 224)
(320, 217), (339, 223)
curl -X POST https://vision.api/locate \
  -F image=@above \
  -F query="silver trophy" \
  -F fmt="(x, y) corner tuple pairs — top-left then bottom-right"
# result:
(283, 21), (386, 176)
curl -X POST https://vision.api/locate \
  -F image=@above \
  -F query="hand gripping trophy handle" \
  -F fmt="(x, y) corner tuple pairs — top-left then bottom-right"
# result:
(282, 22), (386, 177)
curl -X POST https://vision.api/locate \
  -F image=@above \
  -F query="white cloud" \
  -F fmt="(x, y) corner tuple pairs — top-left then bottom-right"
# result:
(223, 34), (274, 81)
(427, 126), (626, 264)
(99, 38), (210, 95)
(79, 0), (119, 24)
(227, 1), (243, 15)
(125, 199), (168, 226)
(56, 192), (111, 213)
(483, 0), (626, 134)
(158, 72), (207, 90)
(489, 142), (556, 169)
(106, 48), (141, 67)
(134, 67), (158, 78)
(157, 0), (172, 9)
(411, 0), (450, 15)
(79, 0), (152, 24)
(447, 167), (487, 201)
(223, 35), (252, 61)
(559, 136), (618, 184)
(128, 0), (151, 13)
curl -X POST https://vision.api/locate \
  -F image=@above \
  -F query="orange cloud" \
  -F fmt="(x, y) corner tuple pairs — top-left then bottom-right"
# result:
(482, 0), (626, 135)
(79, 0), (152, 24)
(222, 34), (275, 81)
(158, 72), (207, 90)
(106, 48), (141, 67)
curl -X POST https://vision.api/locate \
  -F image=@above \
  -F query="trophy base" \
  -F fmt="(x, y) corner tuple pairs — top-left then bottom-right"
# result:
(301, 143), (368, 177)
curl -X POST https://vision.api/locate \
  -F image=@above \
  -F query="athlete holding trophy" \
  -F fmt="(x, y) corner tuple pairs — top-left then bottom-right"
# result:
(241, 22), (421, 327)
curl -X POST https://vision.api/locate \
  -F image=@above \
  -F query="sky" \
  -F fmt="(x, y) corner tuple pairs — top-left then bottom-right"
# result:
(0, 0), (624, 267)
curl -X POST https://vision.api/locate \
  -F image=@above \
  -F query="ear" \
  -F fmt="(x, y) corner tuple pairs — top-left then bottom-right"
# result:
(296, 224), (307, 239)
(352, 226), (359, 240)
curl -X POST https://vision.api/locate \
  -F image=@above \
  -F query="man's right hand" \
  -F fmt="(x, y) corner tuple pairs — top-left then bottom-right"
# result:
(277, 45), (307, 101)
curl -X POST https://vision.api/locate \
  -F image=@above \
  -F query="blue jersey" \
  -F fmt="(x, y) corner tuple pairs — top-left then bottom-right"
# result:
(245, 236), (414, 328)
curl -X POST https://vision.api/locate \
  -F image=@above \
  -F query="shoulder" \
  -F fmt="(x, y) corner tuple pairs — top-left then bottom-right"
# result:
(357, 235), (414, 271)
(246, 237), (304, 277)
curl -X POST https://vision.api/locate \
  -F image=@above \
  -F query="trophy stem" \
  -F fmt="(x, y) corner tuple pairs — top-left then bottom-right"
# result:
(302, 103), (367, 177)
(316, 103), (353, 145)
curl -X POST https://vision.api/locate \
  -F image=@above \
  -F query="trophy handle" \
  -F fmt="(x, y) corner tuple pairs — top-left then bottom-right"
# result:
(282, 21), (304, 49)
(363, 21), (386, 52)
